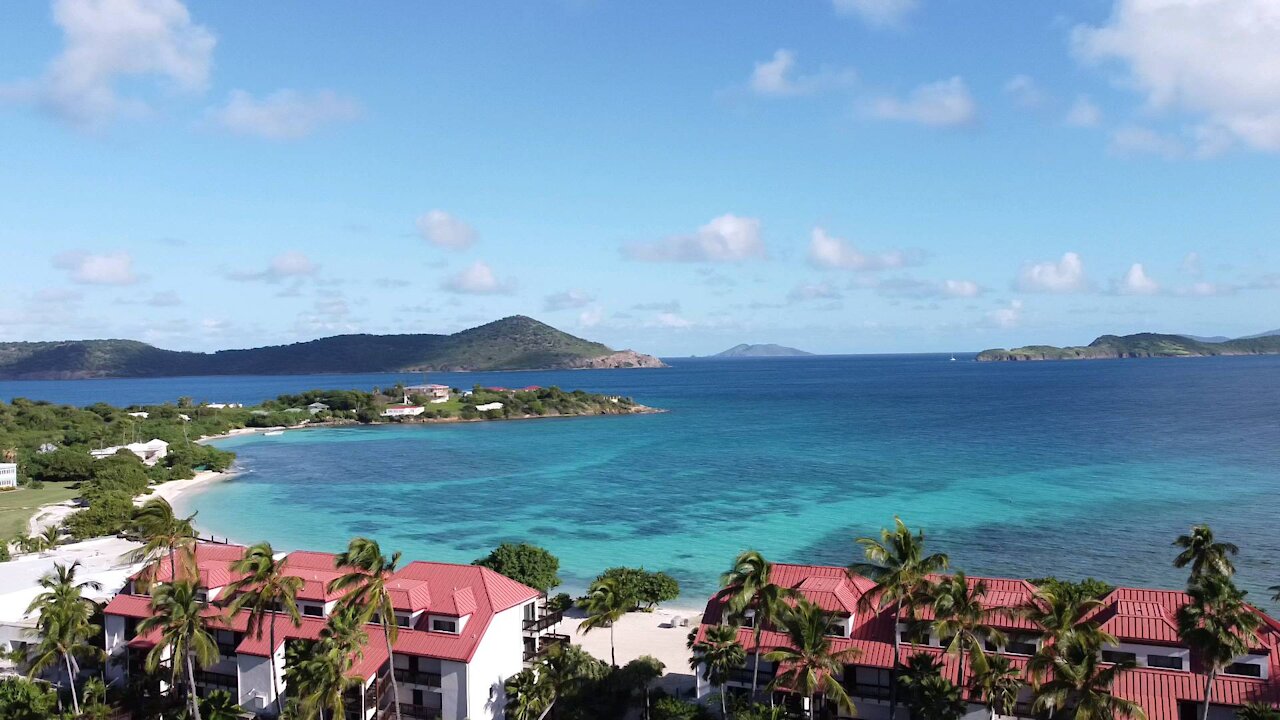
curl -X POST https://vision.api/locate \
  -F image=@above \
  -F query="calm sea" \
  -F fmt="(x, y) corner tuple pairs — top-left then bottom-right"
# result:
(5, 355), (1280, 605)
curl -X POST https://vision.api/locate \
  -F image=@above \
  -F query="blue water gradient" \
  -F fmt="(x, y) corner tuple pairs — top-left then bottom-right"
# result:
(6, 355), (1280, 604)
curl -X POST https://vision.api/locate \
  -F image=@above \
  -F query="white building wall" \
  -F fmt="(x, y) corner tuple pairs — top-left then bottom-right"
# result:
(103, 615), (127, 683)
(439, 659), (468, 719)
(463, 604), (530, 720)
(238, 653), (277, 714)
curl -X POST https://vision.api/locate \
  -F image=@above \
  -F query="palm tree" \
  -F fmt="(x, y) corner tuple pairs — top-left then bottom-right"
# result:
(899, 654), (967, 720)
(129, 497), (198, 589)
(1177, 574), (1262, 720)
(764, 598), (861, 720)
(201, 689), (242, 720)
(1031, 636), (1146, 720)
(620, 655), (665, 720)
(297, 606), (368, 720)
(690, 624), (747, 718)
(721, 550), (795, 699)
(932, 572), (1007, 686)
(225, 541), (304, 716)
(1017, 584), (1116, 689)
(137, 579), (219, 720)
(536, 642), (608, 719)
(851, 517), (949, 720)
(504, 668), (553, 720)
(37, 525), (61, 551)
(578, 576), (633, 667)
(1173, 525), (1238, 580)
(23, 561), (104, 715)
(1237, 702), (1280, 720)
(969, 652), (1025, 720)
(328, 537), (403, 720)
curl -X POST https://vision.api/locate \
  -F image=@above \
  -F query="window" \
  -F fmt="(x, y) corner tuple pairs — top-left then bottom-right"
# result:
(1225, 662), (1262, 678)
(1102, 650), (1137, 664)
(397, 615), (410, 628)
(524, 603), (536, 622)
(431, 618), (458, 634)
(1147, 654), (1184, 670)
(740, 612), (756, 629)
(1006, 635), (1037, 655)
(825, 616), (849, 638)
(302, 605), (323, 617)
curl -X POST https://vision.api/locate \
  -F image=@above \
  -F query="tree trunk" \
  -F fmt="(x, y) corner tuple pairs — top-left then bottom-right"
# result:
(1201, 668), (1216, 720)
(169, 541), (177, 584)
(271, 619), (283, 716)
(956, 644), (965, 688)
(384, 616), (403, 720)
(888, 602), (901, 720)
(751, 625), (763, 698)
(186, 653), (203, 720)
(720, 683), (728, 718)
(610, 623), (617, 667)
(808, 693), (816, 720)
(63, 651), (81, 715)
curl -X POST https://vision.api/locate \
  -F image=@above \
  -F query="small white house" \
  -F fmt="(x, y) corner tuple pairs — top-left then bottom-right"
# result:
(382, 404), (425, 418)
(90, 439), (169, 466)
(406, 384), (451, 402)
(307, 402), (330, 415)
(0, 463), (16, 489)
(126, 411), (149, 419)
(475, 402), (504, 412)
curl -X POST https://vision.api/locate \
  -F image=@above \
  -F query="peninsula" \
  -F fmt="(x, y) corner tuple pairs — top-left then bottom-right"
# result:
(714, 343), (814, 358)
(977, 332), (1280, 362)
(0, 315), (666, 379)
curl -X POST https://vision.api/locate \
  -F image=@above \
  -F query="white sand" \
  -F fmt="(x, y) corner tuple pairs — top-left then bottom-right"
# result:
(561, 605), (705, 695)
(27, 501), (79, 535)
(140, 469), (235, 508)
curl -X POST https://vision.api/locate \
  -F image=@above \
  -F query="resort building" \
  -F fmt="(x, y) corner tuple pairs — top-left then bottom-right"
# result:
(89, 439), (170, 465)
(695, 563), (1280, 720)
(474, 402), (503, 412)
(406, 384), (451, 403)
(102, 542), (566, 719)
(0, 462), (16, 489)
(306, 402), (330, 415)
(382, 403), (426, 418)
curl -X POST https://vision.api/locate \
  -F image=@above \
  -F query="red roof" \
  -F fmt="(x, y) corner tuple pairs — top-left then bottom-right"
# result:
(133, 543), (248, 589)
(699, 563), (1280, 720)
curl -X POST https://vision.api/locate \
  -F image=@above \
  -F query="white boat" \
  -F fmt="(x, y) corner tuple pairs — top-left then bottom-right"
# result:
(263, 430), (285, 436)
(949, 355), (957, 361)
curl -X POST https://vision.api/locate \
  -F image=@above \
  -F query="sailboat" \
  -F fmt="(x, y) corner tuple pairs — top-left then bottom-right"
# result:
(949, 354), (957, 361)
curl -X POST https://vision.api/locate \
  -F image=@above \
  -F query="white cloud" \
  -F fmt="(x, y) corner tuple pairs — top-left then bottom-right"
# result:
(988, 299), (1024, 329)
(749, 50), (856, 97)
(868, 77), (978, 128)
(1181, 251), (1202, 276)
(1065, 95), (1103, 127)
(1005, 74), (1048, 109)
(1073, 0), (1280, 154)
(787, 281), (843, 302)
(807, 227), (921, 271)
(1116, 263), (1161, 294)
(441, 261), (514, 295)
(647, 312), (694, 329)
(1017, 252), (1089, 293)
(1177, 281), (1236, 297)
(832, 0), (920, 27)
(207, 89), (361, 140)
(873, 276), (984, 299)
(53, 250), (140, 285)
(624, 214), (765, 263)
(227, 251), (319, 282)
(416, 210), (477, 250)
(942, 279), (983, 298)
(544, 289), (594, 311)
(578, 306), (604, 328)
(2, 0), (215, 128)
(1108, 126), (1185, 158)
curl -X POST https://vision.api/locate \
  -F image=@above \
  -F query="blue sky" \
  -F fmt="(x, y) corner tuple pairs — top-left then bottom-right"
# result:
(2, 0), (1279, 355)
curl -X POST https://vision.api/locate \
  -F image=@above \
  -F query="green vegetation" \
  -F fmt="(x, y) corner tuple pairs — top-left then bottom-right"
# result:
(0, 480), (78, 538)
(474, 542), (562, 593)
(0, 676), (60, 720)
(977, 332), (1280, 362)
(591, 567), (681, 611)
(0, 316), (664, 379)
(1027, 576), (1114, 601)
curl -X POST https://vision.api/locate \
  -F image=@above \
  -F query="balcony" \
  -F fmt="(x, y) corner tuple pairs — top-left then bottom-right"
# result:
(217, 642), (238, 660)
(394, 669), (442, 687)
(193, 670), (238, 693)
(727, 667), (774, 685)
(523, 609), (564, 633)
(843, 680), (893, 701)
(523, 633), (570, 662)
(381, 703), (443, 719)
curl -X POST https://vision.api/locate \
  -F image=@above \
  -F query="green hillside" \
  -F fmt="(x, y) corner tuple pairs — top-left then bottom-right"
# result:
(0, 316), (664, 379)
(977, 332), (1280, 362)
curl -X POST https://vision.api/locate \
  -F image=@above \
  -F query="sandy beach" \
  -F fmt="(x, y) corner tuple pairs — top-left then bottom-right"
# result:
(561, 605), (705, 695)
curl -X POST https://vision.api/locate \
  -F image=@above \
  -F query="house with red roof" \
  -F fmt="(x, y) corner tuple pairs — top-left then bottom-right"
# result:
(696, 563), (1280, 720)
(103, 542), (564, 719)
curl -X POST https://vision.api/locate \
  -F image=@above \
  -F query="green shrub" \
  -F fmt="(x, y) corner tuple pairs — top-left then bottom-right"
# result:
(473, 543), (561, 592)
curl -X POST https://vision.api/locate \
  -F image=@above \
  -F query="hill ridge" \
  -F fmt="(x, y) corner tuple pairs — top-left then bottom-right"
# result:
(977, 332), (1280, 362)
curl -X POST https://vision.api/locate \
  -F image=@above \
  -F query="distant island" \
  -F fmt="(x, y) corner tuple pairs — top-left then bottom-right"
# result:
(715, 343), (814, 358)
(0, 315), (667, 379)
(977, 332), (1280, 362)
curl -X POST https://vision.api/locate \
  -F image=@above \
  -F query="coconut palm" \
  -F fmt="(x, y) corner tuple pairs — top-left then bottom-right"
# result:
(1173, 525), (1238, 580)
(299, 606), (368, 720)
(620, 655), (666, 720)
(578, 576), (634, 667)
(137, 579), (219, 720)
(690, 624), (746, 718)
(851, 517), (949, 720)
(201, 689), (242, 720)
(932, 572), (1007, 686)
(1017, 585), (1116, 688)
(328, 537), (403, 720)
(721, 550), (795, 698)
(128, 497), (198, 589)
(37, 525), (61, 551)
(1177, 574), (1262, 720)
(225, 541), (304, 716)
(1237, 702), (1280, 720)
(536, 641), (609, 719)
(1031, 635), (1146, 720)
(504, 668), (553, 720)
(969, 652), (1025, 720)
(899, 654), (967, 720)
(764, 598), (861, 720)
(23, 561), (104, 715)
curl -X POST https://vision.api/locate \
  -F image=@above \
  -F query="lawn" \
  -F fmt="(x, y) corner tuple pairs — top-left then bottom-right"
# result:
(0, 482), (80, 538)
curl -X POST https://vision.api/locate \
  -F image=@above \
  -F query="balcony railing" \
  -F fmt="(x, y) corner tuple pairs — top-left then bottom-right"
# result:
(217, 642), (238, 659)
(727, 667), (774, 685)
(523, 609), (564, 633)
(193, 670), (238, 693)
(381, 703), (442, 720)
(394, 669), (442, 687)
(843, 680), (893, 701)
(524, 633), (570, 661)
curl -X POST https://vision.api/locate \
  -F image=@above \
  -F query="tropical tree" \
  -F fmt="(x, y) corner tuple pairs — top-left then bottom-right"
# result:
(578, 576), (634, 667)
(969, 652), (1025, 720)
(0, 676), (60, 720)
(1030, 635), (1146, 720)
(764, 598), (861, 720)
(225, 541), (304, 716)
(1173, 525), (1238, 580)
(298, 606), (368, 720)
(721, 550), (795, 698)
(128, 497), (198, 588)
(1237, 702), (1280, 720)
(898, 654), (967, 720)
(37, 525), (61, 551)
(1017, 584), (1116, 688)
(690, 624), (746, 718)
(1177, 574), (1262, 720)
(536, 642), (609, 719)
(328, 537), (403, 720)
(505, 667), (554, 720)
(851, 517), (950, 720)
(932, 572), (1008, 686)
(137, 578), (219, 720)
(22, 561), (103, 715)
(201, 689), (243, 720)
(620, 655), (666, 720)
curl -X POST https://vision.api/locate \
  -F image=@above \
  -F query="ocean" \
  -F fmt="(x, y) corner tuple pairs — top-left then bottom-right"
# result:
(5, 354), (1279, 605)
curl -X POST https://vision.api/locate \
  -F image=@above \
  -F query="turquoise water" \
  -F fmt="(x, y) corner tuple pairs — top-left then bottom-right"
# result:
(7, 355), (1279, 603)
